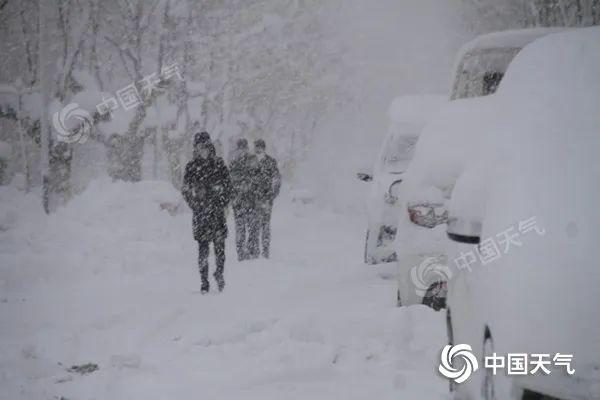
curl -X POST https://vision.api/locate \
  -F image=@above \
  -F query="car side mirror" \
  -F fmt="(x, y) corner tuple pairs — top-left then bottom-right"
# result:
(446, 216), (482, 244)
(385, 179), (403, 204)
(356, 172), (373, 182)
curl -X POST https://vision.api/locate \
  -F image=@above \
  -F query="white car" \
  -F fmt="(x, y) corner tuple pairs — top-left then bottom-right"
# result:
(446, 27), (600, 400)
(358, 95), (445, 265)
(394, 28), (562, 309)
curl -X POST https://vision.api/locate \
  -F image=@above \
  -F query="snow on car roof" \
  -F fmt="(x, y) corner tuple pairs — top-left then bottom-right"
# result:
(388, 95), (446, 126)
(401, 95), (497, 200)
(451, 28), (565, 80)
(457, 28), (566, 59)
(446, 26), (600, 231)
(412, 27), (599, 198)
(496, 26), (600, 131)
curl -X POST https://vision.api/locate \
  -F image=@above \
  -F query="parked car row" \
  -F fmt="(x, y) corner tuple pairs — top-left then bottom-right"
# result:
(361, 27), (559, 283)
(361, 26), (600, 399)
(358, 94), (446, 264)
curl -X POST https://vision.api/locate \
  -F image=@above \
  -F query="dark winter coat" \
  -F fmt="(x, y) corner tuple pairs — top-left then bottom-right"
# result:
(229, 153), (258, 209)
(253, 154), (281, 203)
(182, 153), (232, 242)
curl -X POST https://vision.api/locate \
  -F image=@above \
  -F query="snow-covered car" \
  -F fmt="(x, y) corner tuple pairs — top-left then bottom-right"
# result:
(445, 27), (600, 400)
(358, 95), (445, 265)
(394, 28), (562, 309)
(394, 97), (496, 310)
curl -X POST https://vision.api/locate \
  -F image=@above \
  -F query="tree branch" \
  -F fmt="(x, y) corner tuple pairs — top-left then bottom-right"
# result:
(105, 35), (136, 81)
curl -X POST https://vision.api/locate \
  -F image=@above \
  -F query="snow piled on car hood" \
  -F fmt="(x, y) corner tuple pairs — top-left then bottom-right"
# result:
(496, 26), (600, 131)
(388, 95), (447, 127)
(400, 95), (497, 202)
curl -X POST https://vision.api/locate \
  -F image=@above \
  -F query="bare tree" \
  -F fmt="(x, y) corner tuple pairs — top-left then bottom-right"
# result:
(101, 0), (163, 182)
(462, 0), (600, 32)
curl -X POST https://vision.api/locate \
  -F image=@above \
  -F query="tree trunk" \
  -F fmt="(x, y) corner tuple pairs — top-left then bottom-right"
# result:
(39, 0), (52, 213)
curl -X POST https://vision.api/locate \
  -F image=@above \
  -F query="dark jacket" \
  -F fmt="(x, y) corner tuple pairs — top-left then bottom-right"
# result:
(229, 153), (258, 209)
(253, 154), (281, 203)
(182, 152), (232, 242)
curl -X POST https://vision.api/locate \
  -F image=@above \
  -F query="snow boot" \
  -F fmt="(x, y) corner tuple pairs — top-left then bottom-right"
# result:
(214, 273), (225, 292)
(200, 281), (209, 294)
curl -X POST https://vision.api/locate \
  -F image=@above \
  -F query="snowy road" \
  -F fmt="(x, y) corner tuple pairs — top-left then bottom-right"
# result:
(1, 180), (448, 400)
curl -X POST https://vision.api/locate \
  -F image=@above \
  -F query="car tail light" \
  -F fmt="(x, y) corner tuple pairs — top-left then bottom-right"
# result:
(408, 207), (420, 225)
(407, 202), (448, 229)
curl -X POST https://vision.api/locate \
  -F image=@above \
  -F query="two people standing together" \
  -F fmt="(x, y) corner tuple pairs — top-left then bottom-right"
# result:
(230, 138), (281, 261)
(182, 132), (281, 294)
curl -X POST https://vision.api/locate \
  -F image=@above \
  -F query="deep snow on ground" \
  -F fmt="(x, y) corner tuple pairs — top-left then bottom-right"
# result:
(0, 180), (447, 400)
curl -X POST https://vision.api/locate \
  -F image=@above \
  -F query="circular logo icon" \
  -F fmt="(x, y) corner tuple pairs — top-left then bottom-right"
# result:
(52, 103), (92, 144)
(410, 255), (452, 297)
(439, 344), (479, 383)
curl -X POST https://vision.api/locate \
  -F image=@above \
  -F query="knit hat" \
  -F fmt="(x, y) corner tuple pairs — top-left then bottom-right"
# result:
(236, 138), (249, 150)
(254, 139), (266, 149)
(194, 131), (211, 147)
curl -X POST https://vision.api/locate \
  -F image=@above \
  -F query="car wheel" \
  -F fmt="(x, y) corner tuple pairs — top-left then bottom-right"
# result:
(422, 282), (446, 311)
(521, 389), (553, 399)
(482, 328), (496, 400)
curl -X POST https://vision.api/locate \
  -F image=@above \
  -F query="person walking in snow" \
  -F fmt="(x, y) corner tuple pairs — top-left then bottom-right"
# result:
(182, 132), (232, 293)
(229, 138), (258, 261)
(248, 139), (281, 259)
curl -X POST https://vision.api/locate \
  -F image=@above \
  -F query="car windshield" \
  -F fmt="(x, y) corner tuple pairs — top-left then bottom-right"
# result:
(381, 133), (418, 173)
(451, 47), (521, 100)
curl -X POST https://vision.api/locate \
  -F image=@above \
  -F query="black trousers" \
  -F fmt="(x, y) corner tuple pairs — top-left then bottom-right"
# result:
(233, 204), (254, 261)
(197, 238), (225, 286)
(249, 200), (272, 258)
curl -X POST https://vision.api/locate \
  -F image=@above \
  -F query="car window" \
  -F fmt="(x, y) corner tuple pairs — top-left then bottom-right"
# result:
(482, 71), (503, 95)
(451, 47), (520, 100)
